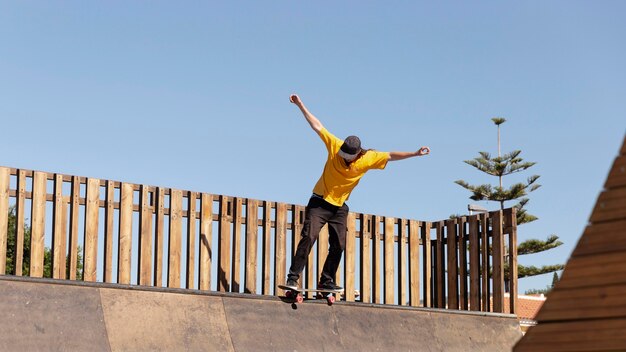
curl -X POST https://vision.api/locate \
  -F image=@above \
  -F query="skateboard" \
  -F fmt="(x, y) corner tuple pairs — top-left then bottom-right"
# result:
(278, 285), (343, 305)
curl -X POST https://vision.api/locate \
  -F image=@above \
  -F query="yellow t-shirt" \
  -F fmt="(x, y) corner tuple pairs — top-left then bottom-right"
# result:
(312, 128), (390, 206)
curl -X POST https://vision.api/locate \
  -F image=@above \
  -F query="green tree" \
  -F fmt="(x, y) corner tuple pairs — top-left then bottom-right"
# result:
(5, 206), (83, 279)
(455, 118), (564, 291)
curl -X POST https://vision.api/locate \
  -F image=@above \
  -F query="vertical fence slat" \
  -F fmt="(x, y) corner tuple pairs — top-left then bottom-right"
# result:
(360, 214), (371, 303)
(492, 210), (504, 313)
(51, 174), (66, 277)
(469, 215), (480, 311)
(83, 178), (100, 282)
(186, 192), (197, 289)
(446, 219), (458, 309)
(218, 196), (231, 292)
(458, 217), (468, 310)
(15, 170), (26, 276)
(0, 167), (9, 275)
(104, 181), (115, 283)
(481, 213), (490, 312)
(345, 212), (356, 302)
(154, 187), (165, 287)
(435, 221), (445, 308)
(68, 176), (80, 280)
(199, 193), (213, 291)
(231, 197), (243, 292)
(30, 172), (46, 278)
(118, 183), (134, 285)
(398, 219), (407, 306)
(139, 185), (153, 286)
(168, 189), (183, 288)
(275, 202), (287, 294)
(506, 207), (518, 315)
(421, 222), (431, 308)
(409, 220), (420, 307)
(245, 199), (258, 293)
(372, 215), (382, 304)
(262, 201), (271, 295)
(384, 217), (394, 305)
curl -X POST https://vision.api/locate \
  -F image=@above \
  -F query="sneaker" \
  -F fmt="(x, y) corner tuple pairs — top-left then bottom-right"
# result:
(318, 281), (344, 292)
(284, 279), (298, 290)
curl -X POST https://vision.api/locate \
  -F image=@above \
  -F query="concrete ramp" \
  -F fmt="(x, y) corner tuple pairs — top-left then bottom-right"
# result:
(0, 276), (522, 351)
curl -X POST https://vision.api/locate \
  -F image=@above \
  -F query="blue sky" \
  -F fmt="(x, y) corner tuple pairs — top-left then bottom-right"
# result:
(1, 1), (625, 294)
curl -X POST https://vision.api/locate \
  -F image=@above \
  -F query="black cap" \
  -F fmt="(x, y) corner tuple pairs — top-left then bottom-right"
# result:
(338, 135), (362, 160)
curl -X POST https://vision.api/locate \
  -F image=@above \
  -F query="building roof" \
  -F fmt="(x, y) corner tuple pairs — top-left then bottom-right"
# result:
(503, 293), (545, 322)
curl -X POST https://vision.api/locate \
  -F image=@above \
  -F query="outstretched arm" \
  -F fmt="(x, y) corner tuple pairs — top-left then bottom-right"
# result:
(388, 147), (431, 161)
(290, 94), (324, 134)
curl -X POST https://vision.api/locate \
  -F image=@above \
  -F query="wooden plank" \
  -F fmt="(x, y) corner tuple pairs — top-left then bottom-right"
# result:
(536, 283), (626, 321)
(469, 215), (480, 311)
(572, 219), (626, 256)
(446, 219), (458, 310)
(275, 202), (287, 294)
(245, 199), (258, 294)
(0, 167), (10, 275)
(398, 219), (407, 306)
(199, 193), (213, 291)
(218, 196), (231, 292)
(104, 181), (115, 283)
(262, 201), (271, 295)
(435, 221), (445, 308)
(139, 185), (153, 286)
(491, 210), (504, 313)
(384, 217), (394, 305)
(83, 178), (100, 282)
(30, 172), (47, 278)
(231, 197), (243, 292)
(118, 183), (134, 285)
(154, 187), (165, 287)
(421, 222), (431, 308)
(408, 220), (420, 307)
(14, 170), (26, 276)
(68, 176), (80, 280)
(506, 207), (518, 315)
(458, 217), (468, 310)
(360, 214), (372, 303)
(481, 213), (490, 311)
(345, 212), (356, 302)
(556, 251), (626, 289)
(168, 189), (183, 288)
(589, 187), (626, 223)
(605, 154), (626, 189)
(51, 174), (65, 279)
(186, 192), (197, 289)
(372, 215), (382, 304)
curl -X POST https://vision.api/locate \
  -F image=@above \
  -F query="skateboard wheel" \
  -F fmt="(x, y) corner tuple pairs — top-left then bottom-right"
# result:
(296, 294), (304, 304)
(327, 295), (335, 305)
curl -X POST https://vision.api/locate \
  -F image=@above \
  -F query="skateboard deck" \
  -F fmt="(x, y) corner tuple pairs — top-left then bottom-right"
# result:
(278, 285), (343, 305)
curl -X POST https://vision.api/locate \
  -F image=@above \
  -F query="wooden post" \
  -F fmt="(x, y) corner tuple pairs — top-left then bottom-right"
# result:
(372, 215), (382, 304)
(139, 185), (153, 286)
(186, 192), (197, 289)
(154, 187), (165, 287)
(0, 167), (9, 275)
(409, 220), (420, 307)
(506, 207), (518, 315)
(469, 215), (480, 311)
(481, 213), (490, 311)
(30, 172), (47, 278)
(345, 212), (356, 302)
(384, 217), (395, 305)
(492, 210), (505, 313)
(360, 214), (371, 303)
(421, 222), (432, 308)
(435, 221), (445, 308)
(262, 201), (272, 295)
(199, 193), (213, 291)
(398, 219), (408, 306)
(168, 189), (183, 288)
(104, 181), (115, 283)
(83, 178), (100, 282)
(218, 196), (231, 292)
(458, 217), (468, 310)
(245, 199), (258, 294)
(52, 174), (65, 279)
(231, 197), (243, 292)
(118, 183), (134, 285)
(275, 202), (287, 294)
(15, 170), (26, 276)
(446, 219), (458, 310)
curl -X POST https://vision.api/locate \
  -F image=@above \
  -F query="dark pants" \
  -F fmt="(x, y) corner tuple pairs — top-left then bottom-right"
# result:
(288, 195), (348, 285)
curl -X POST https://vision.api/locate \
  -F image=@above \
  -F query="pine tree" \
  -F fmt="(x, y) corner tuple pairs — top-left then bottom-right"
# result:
(455, 118), (564, 290)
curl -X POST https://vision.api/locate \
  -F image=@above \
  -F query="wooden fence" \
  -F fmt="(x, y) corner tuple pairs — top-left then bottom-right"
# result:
(0, 166), (517, 313)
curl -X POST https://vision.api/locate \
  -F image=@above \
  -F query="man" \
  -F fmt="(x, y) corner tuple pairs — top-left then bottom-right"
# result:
(285, 94), (430, 291)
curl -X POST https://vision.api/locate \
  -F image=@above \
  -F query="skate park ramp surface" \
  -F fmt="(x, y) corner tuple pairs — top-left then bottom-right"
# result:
(0, 276), (522, 351)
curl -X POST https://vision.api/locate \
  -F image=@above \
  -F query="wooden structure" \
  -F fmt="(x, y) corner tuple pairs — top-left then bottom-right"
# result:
(0, 165), (517, 313)
(515, 135), (626, 351)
